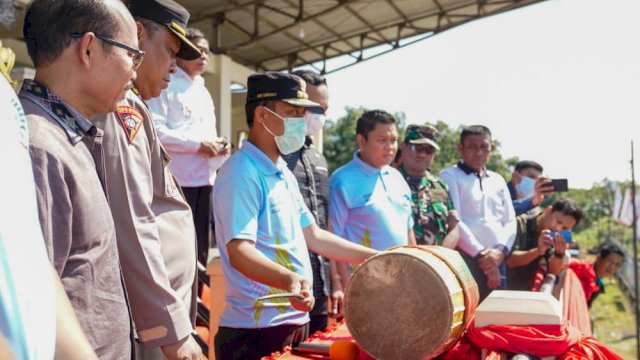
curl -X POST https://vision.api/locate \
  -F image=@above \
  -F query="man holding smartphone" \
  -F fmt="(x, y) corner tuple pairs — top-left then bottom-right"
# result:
(507, 160), (555, 215)
(148, 28), (229, 265)
(506, 198), (584, 290)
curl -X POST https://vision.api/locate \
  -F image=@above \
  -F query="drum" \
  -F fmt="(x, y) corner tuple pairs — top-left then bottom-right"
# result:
(344, 245), (479, 360)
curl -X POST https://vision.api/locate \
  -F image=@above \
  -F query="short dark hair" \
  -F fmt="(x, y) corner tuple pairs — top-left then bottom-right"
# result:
(356, 110), (396, 139)
(460, 125), (491, 144)
(24, 0), (124, 67)
(599, 243), (625, 260)
(186, 27), (205, 42)
(515, 160), (544, 173)
(292, 69), (327, 87)
(551, 198), (584, 226)
(245, 100), (275, 127)
(135, 16), (163, 38)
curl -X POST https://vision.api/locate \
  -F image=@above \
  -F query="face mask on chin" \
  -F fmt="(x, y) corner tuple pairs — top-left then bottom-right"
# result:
(516, 176), (536, 198)
(304, 110), (326, 136)
(262, 106), (307, 155)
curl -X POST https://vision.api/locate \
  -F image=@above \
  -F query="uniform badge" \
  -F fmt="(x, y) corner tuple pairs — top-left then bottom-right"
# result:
(116, 105), (143, 143)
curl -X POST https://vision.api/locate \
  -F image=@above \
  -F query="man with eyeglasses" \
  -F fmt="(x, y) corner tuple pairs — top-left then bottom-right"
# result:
(18, 0), (139, 357)
(148, 27), (230, 268)
(90, 0), (204, 359)
(398, 124), (461, 249)
(439, 125), (517, 301)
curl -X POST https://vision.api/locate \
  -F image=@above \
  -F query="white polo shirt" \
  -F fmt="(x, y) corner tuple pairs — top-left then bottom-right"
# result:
(148, 67), (225, 187)
(439, 161), (517, 257)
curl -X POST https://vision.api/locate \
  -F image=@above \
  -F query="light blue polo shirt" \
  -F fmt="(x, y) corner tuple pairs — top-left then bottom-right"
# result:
(212, 140), (315, 328)
(329, 151), (413, 251)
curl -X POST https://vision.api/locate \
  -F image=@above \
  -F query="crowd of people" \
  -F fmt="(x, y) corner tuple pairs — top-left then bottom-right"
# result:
(0, 0), (627, 359)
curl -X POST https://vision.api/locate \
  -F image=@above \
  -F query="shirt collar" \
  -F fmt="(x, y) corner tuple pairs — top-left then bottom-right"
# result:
(175, 67), (204, 86)
(457, 160), (489, 177)
(174, 67), (190, 82)
(240, 140), (285, 176)
(352, 150), (390, 176)
(397, 164), (429, 179)
(21, 79), (97, 145)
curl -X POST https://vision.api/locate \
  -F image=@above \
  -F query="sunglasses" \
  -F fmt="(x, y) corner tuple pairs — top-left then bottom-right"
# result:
(409, 144), (437, 155)
(70, 32), (145, 69)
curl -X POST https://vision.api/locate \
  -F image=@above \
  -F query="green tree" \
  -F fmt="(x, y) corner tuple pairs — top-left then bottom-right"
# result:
(324, 113), (517, 177)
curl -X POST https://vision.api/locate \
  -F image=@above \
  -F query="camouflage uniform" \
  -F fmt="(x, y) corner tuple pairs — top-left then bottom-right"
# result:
(400, 124), (455, 245)
(399, 166), (455, 245)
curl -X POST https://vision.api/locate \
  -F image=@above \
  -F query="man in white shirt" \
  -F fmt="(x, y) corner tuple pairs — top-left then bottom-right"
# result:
(148, 28), (229, 265)
(439, 125), (517, 300)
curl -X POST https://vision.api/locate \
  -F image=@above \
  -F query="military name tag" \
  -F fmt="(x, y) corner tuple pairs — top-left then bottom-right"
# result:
(430, 188), (449, 204)
(116, 105), (143, 143)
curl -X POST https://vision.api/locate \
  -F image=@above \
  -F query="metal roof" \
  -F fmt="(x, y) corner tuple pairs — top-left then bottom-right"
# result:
(184, 0), (548, 74)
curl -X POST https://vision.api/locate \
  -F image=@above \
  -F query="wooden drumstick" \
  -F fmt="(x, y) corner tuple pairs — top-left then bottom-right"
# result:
(256, 292), (304, 301)
(292, 341), (359, 360)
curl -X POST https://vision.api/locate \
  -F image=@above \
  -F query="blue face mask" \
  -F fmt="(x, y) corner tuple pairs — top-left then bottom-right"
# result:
(262, 107), (307, 155)
(516, 176), (536, 198)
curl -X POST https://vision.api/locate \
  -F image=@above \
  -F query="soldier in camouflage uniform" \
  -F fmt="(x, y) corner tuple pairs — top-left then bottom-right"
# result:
(398, 124), (461, 248)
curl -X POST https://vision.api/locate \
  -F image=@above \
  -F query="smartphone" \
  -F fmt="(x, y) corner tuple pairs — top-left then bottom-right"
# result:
(550, 178), (569, 192)
(549, 230), (573, 243)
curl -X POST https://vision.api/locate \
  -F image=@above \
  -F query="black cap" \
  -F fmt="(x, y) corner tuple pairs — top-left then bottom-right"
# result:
(129, 0), (201, 60)
(246, 71), (320, 108)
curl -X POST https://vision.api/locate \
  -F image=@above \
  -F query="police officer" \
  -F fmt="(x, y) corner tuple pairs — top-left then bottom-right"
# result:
(90, 0), (204, 359)
(398, 124), (461, 248)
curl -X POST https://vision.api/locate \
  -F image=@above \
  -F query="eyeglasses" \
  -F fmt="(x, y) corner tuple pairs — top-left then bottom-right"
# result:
(70, 32), (145, 69)
(196, 46), (210, 57)
(409, 144), (437, 155)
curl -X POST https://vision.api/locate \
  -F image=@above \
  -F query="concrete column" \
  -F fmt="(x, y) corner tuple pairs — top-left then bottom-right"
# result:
(205, 55), (233, 141)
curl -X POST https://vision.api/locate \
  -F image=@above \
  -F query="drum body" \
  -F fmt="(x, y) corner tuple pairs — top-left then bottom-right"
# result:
(345, 246), (479, 360)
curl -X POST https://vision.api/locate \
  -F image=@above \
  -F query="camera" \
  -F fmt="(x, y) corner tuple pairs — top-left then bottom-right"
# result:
(549, 230), (572, 243)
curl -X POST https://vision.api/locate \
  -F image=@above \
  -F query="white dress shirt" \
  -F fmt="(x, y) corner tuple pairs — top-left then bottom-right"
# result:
(148, 67), (225, 187)
(439, 161), (517, 257)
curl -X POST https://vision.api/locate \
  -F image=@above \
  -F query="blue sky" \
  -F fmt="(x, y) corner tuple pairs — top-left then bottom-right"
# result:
(323, 0), (640, 189)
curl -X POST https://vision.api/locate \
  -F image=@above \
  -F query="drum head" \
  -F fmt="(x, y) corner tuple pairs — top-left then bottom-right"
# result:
(345, 251), (459, 360)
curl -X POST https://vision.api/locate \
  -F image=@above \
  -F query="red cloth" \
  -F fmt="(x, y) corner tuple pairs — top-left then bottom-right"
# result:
(568, 259), (601, 303)
(437, 335), (480, 360)
(441, 267), (613, 359)
(530, 265), (593, 335)
(465, 320), (582, 357)
(559, 336), (623, 360)
(561, 267), (592, 335)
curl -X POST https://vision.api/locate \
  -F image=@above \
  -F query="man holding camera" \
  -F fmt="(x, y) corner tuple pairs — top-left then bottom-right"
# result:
(506, 198), (584, 290)
(507, 160), (554, 216)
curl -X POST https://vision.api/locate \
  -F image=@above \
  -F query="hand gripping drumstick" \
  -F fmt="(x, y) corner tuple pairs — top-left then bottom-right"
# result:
(292, 341), (359, 360)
